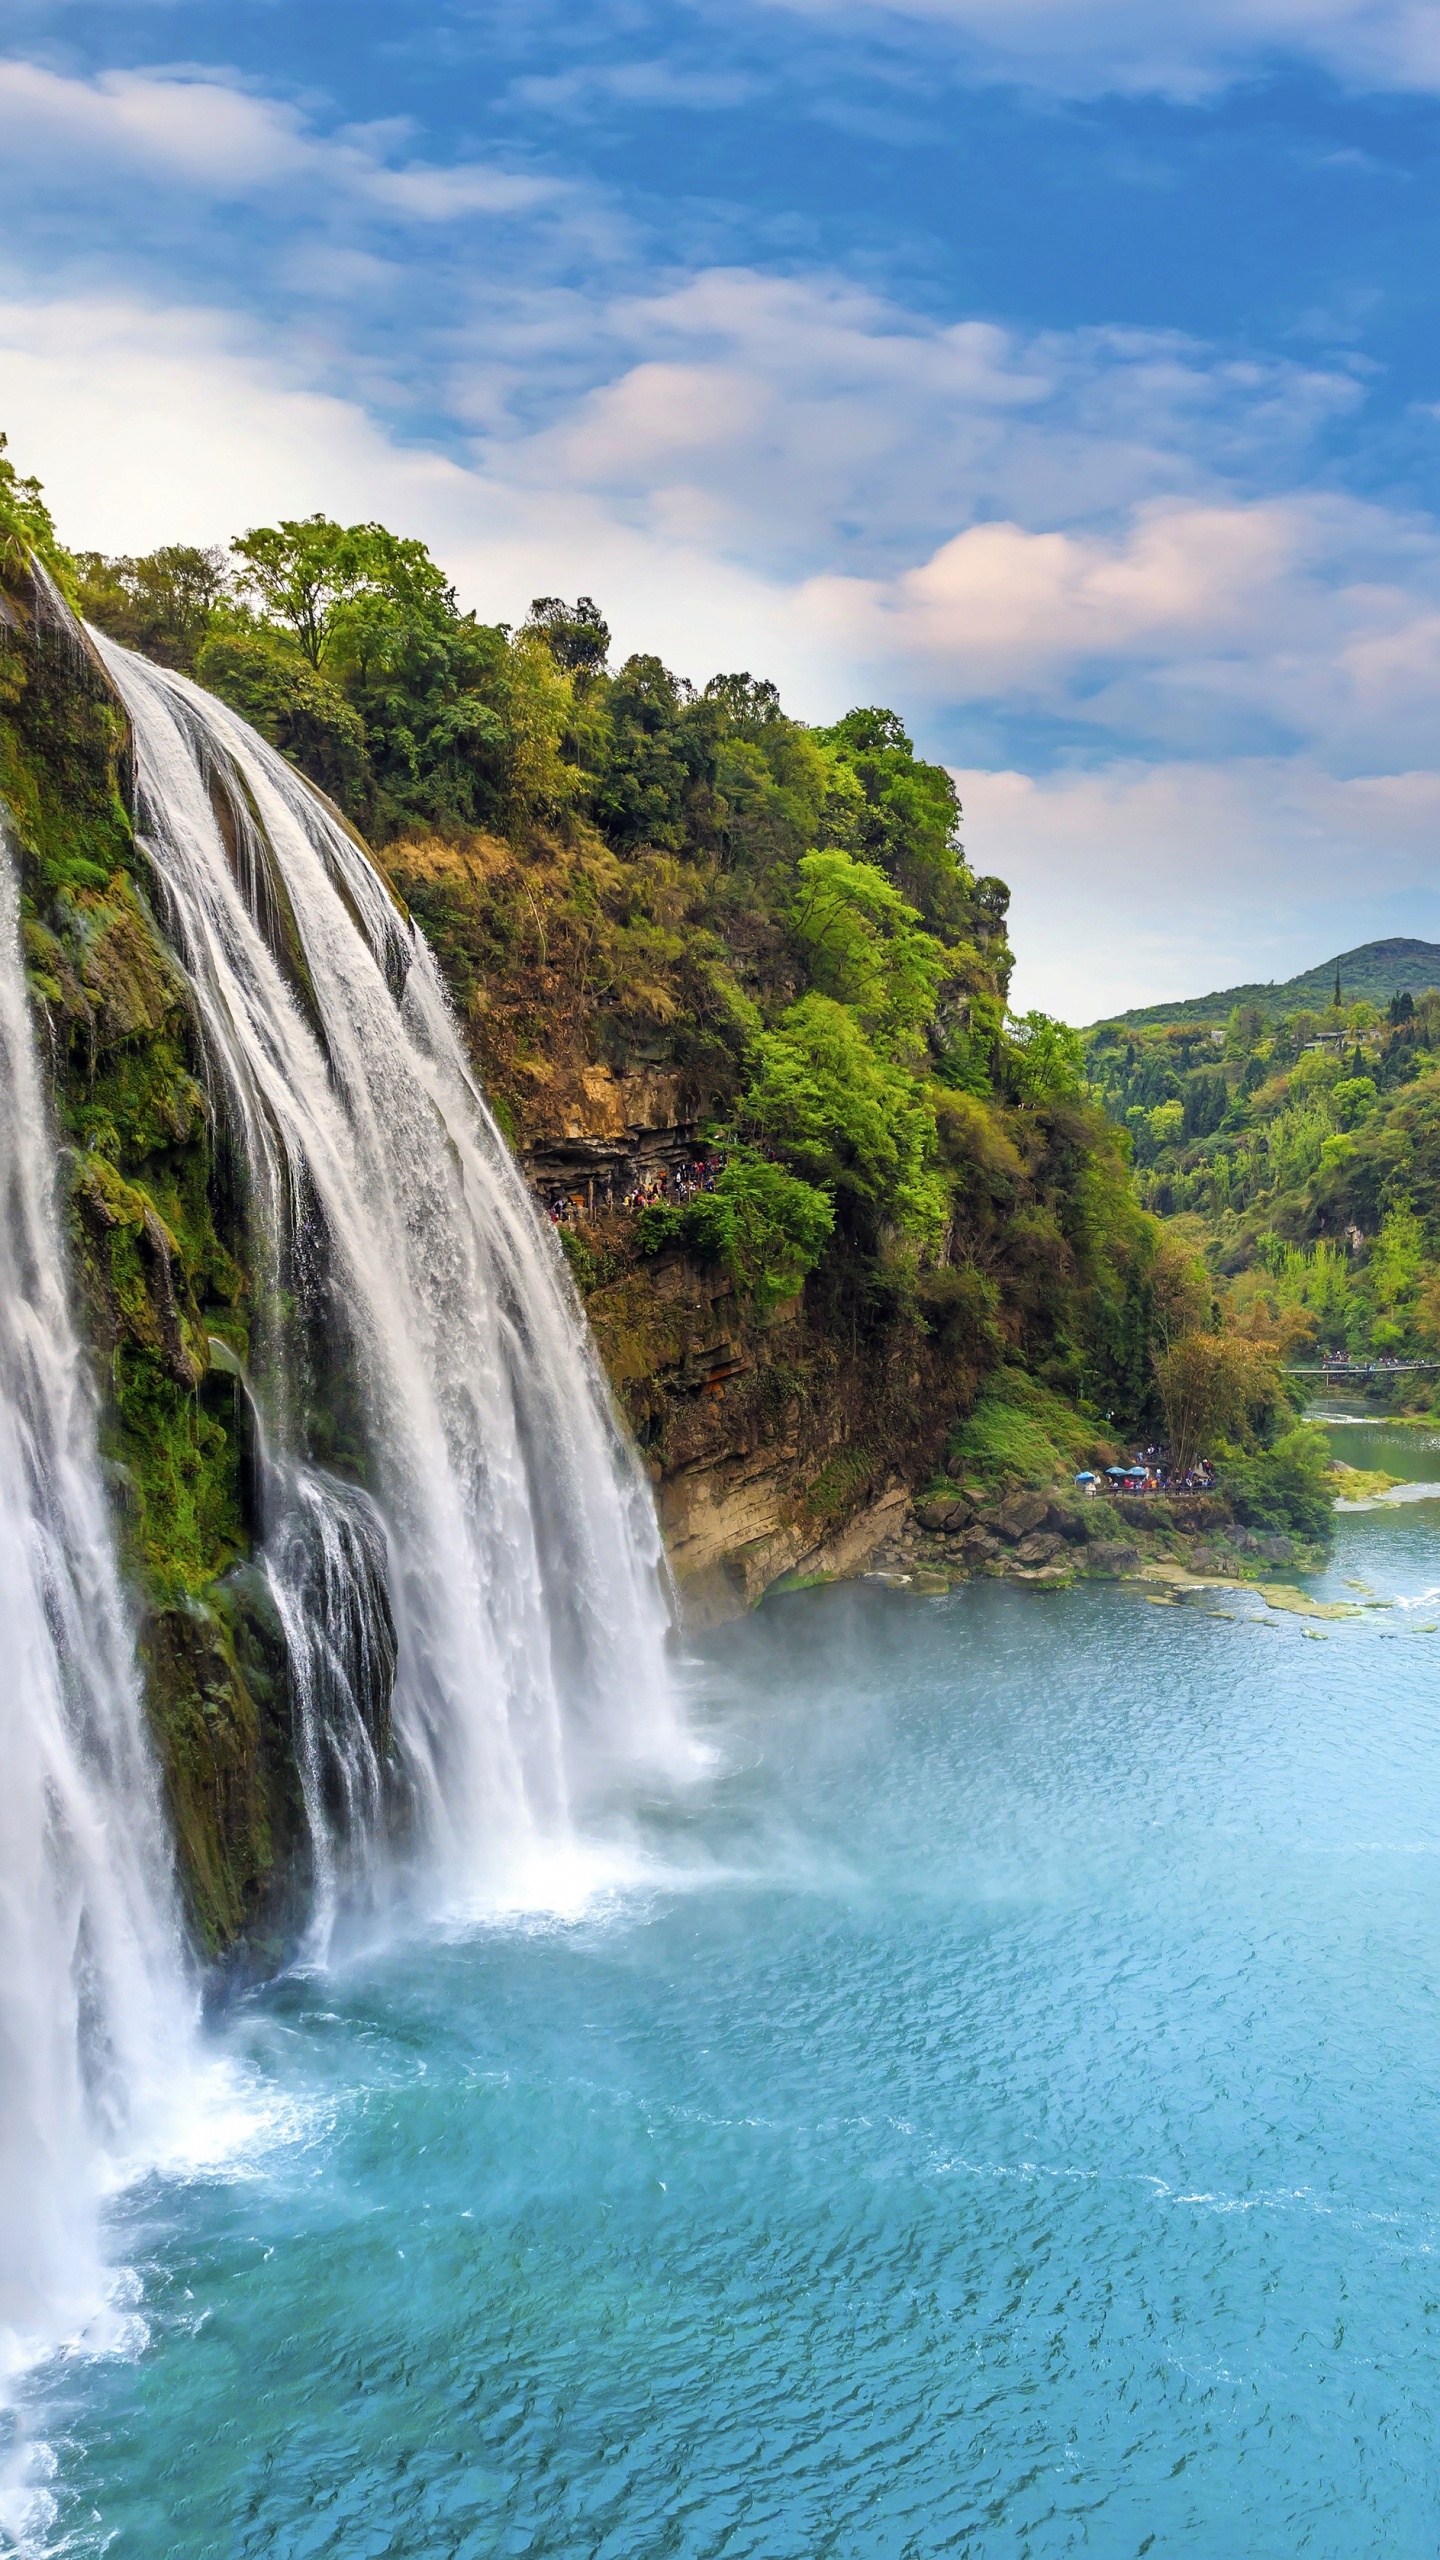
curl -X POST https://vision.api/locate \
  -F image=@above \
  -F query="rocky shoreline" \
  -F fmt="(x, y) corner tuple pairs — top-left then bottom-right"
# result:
(856, 1483), (1317, 1596)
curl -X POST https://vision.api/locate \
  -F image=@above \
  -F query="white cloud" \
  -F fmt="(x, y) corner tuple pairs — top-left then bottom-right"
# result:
(961, 758), (1440, 1017)
(6, 279), (1440, 1025)
(482, 267), (1359, 584)
(0, 58), (553, 217)
(0, 289), (851, 699)
(752, 0), (1440, 98)
(802, 500), (1303, 674)
(790, 489), (1440, 762)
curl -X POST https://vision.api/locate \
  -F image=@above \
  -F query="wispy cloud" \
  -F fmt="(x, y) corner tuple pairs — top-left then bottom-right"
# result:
(0, 58), (555, 216)
(963, 756), (1440, 1014)
(4, 19), (1440, 1013)
(747, 0), (1440, 99)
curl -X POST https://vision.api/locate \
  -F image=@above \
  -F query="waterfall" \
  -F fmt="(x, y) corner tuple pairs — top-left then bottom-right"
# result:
(0, 813), (192, 2369)
(90, 634), (680, 1945)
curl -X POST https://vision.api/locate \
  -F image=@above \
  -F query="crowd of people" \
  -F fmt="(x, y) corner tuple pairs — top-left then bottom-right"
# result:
(621, 1157), (722, 1215)
(545, 1156), (723, 1229)
(1106, 1450), (1219, 1496)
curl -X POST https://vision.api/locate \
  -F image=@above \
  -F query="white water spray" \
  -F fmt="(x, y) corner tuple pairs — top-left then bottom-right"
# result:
(0, 813), (192, 2371)
(91, 636), (681, 1946)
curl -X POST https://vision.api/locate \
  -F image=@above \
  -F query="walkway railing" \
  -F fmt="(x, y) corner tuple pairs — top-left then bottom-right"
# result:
(1285, 1359), (1440, 1376)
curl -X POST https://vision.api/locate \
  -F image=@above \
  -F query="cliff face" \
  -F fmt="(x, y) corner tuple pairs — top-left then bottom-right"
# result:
(375, 820), (1157, 1628)
(1, 574), (306, 1956)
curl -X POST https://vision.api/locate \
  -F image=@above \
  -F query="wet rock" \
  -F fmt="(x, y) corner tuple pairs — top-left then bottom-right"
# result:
(1230, 1527), (1292, 1561)
(1013, 1529), (1065, 1566)
(995, 1490), (1049, 1543)
(961, 1528), (1002, 1562)
(1045, 1502), (1093, 1543)
(1169, 1495), (1230, 1530)
(1084, 1540), (1140, 1573)
(914, 1495), (974, 1534)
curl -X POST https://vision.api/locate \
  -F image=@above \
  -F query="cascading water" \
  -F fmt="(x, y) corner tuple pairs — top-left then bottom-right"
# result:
(0, 811), (191, 2371)
(90, 633), (681, 1947)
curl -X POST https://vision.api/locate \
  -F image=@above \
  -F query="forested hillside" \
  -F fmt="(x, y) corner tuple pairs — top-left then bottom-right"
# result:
(1095, 937), (1440, 1033)
(1087, 981), (1440, 1381)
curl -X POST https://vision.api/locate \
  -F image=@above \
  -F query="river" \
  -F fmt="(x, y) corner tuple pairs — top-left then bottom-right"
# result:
(8, 1413), (1440, 2556)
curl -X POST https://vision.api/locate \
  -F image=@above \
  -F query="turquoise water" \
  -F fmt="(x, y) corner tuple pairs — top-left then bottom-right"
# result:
(15, 1443), (1440, 2556)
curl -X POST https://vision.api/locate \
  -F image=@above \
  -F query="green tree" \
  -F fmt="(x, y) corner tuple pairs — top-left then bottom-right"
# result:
(790, 848), (947, 1051)
(818, 705), (979, 940)
(192, 630), (370, 811)
(638, 1150), (834, 1312)
(230, 516), (451, 666)
(0, 433), (72, 594)
(1003, 1010), (1085, 1105)
(1331, 1074), (1378, 1131)
(74, 545), (229, 670)
(735, 993), (946, 1244)
(526, 594), (610, 675)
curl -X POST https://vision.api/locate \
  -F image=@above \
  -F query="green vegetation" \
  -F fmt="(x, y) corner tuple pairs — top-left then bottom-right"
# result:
(1086, 976), (1440, 1390)
(0, 433), (74, 597)
(1220, 1425), (1335, 1545)
(1095, 937), (1440, 1033)
(949, 1365), (1108, 1487)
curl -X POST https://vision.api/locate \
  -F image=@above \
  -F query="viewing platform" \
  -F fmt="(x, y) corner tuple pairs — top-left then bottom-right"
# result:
(1285, 1358), (1440, 1377)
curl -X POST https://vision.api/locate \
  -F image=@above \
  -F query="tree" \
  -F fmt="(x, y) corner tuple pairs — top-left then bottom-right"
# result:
(1153, 1331), (1276, 1474)
(0, 433), (72, 594)
(817, 704), (978, 938)
(1004, 1011), (1085, 1105)
(230, 517), (452, 666)
(1331, 1075), (1377, 1131)
(194, 630), (370, 810)
(527, 594), (610, 675)
(790, 848), (947, 1052)
(75, 544), (229, 670)
(735, 993), (946, 1243)
(1225, 1001), (1265, 1060)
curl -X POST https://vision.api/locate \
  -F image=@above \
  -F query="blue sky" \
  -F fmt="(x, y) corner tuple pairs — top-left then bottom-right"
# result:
(4, 0), (1440, 1013)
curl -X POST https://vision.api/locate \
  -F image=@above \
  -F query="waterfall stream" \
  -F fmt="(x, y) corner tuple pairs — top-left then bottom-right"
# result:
(90, 635), (681, 1948)
(0, 814), (191, 2373)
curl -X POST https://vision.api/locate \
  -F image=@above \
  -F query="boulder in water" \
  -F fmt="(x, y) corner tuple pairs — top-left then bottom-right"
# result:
(1084, 1540), (1141, 1573)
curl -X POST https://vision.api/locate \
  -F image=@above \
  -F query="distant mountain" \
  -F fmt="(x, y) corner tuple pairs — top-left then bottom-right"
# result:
(1090, 938), (1440, 1033)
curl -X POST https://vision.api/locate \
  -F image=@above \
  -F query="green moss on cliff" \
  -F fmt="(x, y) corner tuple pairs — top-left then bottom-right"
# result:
(0, 566), (289, 1952)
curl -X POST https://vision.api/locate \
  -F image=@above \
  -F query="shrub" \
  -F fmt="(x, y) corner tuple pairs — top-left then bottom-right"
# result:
(950, 1364), (1100, 1486)
(1220, 1424), (1334, 1545)
(633, 1152), (833, 1313)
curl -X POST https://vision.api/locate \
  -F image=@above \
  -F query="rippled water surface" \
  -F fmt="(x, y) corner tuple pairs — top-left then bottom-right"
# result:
(16, 1437), (1440, 2555)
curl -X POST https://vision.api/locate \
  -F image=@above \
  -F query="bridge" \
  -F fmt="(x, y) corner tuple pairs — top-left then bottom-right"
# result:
(1286, 1359), (1440, 1377)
